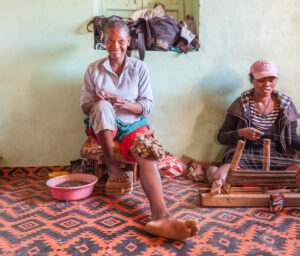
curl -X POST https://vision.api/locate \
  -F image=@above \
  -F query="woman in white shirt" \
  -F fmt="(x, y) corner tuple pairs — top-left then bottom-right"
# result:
(80, 19), (199, 240)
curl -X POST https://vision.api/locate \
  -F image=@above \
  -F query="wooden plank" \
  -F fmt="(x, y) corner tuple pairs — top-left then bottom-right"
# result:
(227, 170), (296, 175)
(230, 187), (263, 193)
(200, 192), (300, 207)
(198, 187), (211, 193)
(198, 183), (211, 193)
(229, 187), (294, 193)
(227, 179), (296, 187)
(226, 170), (297, 187)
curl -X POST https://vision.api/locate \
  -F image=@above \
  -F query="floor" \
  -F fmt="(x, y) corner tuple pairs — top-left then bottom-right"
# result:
(0, 166), (299, 256)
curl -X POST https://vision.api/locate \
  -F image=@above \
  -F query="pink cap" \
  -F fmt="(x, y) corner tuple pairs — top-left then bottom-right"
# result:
(250, 59), (279, 79)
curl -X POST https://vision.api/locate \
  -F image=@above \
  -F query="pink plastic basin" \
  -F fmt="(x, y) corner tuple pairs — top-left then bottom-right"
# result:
(46, 174), (98, 201)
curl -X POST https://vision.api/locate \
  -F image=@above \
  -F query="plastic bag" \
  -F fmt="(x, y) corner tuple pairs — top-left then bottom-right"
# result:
(157, 156), (184, 178)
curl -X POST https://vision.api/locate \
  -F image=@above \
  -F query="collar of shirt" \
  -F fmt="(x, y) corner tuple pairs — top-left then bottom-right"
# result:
(102, 55), (130, 76)
(241, 88), (291, 114)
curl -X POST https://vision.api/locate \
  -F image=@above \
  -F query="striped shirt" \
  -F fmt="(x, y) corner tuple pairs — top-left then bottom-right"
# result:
(249, 99), (280, 131)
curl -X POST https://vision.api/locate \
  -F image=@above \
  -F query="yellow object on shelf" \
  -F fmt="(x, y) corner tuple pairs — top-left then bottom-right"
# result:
(48, 171), (68, 178)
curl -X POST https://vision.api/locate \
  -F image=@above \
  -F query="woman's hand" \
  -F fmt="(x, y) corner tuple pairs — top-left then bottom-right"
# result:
(110, 96), (143, 114)
(93, 90), (111, 102)
(110, 96), (129, 110)
(237, 128), (264, 140)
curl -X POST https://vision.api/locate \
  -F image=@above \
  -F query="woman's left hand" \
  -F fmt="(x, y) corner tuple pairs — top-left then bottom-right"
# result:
(110, 96), (128, 110)
(110, 96), (143, 114)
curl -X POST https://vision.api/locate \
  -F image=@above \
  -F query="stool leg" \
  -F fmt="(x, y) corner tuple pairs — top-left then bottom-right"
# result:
(93, 159), (97, 175)
(93, 159), (103, 179)
(87, 159), (93, 173)
(133, 163), (137, 182)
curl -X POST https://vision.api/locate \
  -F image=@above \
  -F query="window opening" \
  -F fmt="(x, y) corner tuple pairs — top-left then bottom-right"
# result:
(89, 0), (200, 57)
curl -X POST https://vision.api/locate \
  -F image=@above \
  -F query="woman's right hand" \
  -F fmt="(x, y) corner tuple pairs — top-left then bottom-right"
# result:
(237, 128), (264, 140)
(93, 90), (111, 102)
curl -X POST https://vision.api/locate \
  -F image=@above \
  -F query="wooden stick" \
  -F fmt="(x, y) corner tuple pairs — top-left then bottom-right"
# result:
(94, 159), (103, 178)
(132, 163), (138, 182)
(262, 139), (271, 171)
(262, 139), (271, 193)
(229, 140), (245, 171)
(224, 140), (245, 194)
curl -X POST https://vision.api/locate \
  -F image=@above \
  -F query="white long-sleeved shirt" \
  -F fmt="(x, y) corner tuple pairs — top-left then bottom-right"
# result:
(80, 56), (154, 126)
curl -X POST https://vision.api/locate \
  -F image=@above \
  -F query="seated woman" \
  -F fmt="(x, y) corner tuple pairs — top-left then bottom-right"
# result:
(80, 19), (199, 240)
(207, 59), (300, 185)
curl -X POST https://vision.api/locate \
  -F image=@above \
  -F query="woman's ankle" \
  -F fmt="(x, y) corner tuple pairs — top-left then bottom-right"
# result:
(151, 211), (170, 221)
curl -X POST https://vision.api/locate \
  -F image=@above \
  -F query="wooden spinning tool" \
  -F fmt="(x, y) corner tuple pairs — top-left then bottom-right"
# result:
(200, 139), (300, 207)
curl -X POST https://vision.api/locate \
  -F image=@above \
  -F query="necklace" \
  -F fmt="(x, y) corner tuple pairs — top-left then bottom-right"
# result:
(257, 97), (271, 119)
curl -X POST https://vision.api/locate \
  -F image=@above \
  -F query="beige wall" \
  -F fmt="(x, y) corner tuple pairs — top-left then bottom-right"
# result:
(0, 0), (299, 166)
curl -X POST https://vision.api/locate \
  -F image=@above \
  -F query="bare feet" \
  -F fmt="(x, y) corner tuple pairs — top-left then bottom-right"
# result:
(145, 218), (199, 240)
(206, 164), (231, 185)
(107, 163), (129, 183)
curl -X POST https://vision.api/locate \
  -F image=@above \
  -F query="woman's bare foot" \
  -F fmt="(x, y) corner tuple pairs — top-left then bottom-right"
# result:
(145, 218), (199, 240)
(107, 163), (129, 183)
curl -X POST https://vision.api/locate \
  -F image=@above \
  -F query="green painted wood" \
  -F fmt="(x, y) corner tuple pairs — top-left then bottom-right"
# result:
(99, 0), (190, 21)
(100, 0), (143, 18)
(146, 0), (184, 20)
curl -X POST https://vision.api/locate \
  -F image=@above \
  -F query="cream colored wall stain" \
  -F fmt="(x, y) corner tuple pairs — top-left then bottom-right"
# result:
(0, 0), (299, 166)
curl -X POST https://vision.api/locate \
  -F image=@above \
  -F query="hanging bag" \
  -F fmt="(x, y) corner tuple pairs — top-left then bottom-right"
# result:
(86, 14), (199, 59)
(148, 15), (181, 51)
(127, 18), (151, 61)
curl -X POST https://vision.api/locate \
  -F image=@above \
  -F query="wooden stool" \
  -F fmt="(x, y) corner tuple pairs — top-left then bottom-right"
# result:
(80, 137), (137, 182)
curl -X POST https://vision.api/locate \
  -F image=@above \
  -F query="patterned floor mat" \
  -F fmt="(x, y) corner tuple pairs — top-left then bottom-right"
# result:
(0, 167), (299, 256)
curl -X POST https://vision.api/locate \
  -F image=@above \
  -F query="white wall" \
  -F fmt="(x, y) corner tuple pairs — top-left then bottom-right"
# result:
(0, 0), (299, 166)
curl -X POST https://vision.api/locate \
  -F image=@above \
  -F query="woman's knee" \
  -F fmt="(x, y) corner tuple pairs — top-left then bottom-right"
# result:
(285, 164), (300, 171)
(206, 164), (231, 185)
(132, 152), (157, 167)
(92, 100), (114, 115)
(132, 152), (149, 162)
(90, 100), (116, 133)
(206, 166), (220, 185)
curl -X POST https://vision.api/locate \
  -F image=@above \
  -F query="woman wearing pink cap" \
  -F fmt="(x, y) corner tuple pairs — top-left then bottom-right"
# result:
(207, 59), (300, 184)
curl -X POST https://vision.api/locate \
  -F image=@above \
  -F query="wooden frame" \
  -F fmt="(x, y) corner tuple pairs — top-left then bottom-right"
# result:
(200, 140), (300, 207)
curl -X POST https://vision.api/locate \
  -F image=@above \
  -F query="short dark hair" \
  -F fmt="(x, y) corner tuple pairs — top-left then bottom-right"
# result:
(104, 19), (129, 37)
(249, 73), (255, 83)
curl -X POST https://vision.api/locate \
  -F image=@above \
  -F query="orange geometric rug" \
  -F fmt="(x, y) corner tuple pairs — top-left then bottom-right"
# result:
(0, 167), (299, 256)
